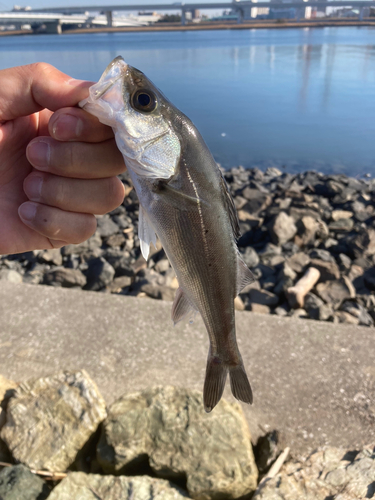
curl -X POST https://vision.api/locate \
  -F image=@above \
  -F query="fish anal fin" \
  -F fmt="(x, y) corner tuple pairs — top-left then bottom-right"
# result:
(236, 253), (255, 295)
(139, 206), (157, 261)
(171, 287), (196, 325)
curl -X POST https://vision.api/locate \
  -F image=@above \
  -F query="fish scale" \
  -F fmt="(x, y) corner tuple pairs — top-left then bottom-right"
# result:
(80, 56), (254, 412)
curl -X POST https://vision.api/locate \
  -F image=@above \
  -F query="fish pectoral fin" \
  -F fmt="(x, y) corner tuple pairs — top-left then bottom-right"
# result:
(236, 252), (256, 295)
(157, 182), (209, 210)
(139, 205), (157, 261)
(171, 287), (196, 325)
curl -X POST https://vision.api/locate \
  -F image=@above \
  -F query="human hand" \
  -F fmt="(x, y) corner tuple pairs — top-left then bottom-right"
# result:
(0, 63), (126, 255)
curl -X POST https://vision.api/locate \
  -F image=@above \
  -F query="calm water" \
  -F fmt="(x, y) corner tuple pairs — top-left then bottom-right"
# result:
(1, 27), (375, 175)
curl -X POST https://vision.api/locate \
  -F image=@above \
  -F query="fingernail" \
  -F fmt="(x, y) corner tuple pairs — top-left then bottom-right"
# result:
(19, 202), (37, 222)
(25, 174), (43, 201)
(52, 114), (83, 140)
(27, 140), (50, 169)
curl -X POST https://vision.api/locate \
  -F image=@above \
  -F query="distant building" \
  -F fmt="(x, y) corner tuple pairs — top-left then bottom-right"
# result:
(12, 5), (31, 10)
(250, 0), (270, 18)
(268, 7), (296, 18)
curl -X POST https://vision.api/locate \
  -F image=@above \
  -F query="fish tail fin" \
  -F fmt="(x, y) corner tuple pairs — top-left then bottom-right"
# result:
(229, 363), (253, 405)
(203, 356), (228, 413)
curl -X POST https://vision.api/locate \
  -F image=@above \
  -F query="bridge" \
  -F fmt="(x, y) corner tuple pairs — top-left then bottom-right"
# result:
(2, 0), (374, 32)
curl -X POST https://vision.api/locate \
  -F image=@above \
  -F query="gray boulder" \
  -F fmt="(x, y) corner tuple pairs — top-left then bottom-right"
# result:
(253, 446), (375, 499)
(269, 212), (297, 245)
(97, 386), (258, 500)
(0, 464), (49, 500)
(1, 370), (107, 471)
(43, 268), (87, 288)
(48, 473), (190, 500)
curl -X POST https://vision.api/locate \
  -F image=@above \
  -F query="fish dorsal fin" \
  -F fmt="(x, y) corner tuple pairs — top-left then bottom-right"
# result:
(139, 205), (157, 260)
(219, 170), (241, 240)
(171, 287), (196, 325)
(236, 252), (255, 295)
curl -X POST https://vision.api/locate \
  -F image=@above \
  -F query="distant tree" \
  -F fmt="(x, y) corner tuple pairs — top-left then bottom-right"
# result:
(157, 14), (182, 22)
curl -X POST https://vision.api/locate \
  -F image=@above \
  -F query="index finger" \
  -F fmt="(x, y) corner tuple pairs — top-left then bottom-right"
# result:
(0, 62), (92, 122)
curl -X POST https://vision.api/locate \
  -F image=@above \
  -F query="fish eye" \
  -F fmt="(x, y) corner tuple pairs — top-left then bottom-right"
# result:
(131, 89), (157, 113)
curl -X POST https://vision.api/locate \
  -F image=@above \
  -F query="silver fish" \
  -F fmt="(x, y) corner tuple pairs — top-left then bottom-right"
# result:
(80, 56), (254, 412)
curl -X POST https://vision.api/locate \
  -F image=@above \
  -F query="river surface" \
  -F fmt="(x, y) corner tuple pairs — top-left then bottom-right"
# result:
(1, 27), (375, 175)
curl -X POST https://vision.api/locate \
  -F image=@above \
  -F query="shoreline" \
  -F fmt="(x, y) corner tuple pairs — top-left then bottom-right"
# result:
(1, 167), (374, 328)
(0, 19), (375, 36)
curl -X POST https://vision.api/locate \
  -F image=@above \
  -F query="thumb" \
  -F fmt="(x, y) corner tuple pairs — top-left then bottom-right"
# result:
(0, 62), (93, 122)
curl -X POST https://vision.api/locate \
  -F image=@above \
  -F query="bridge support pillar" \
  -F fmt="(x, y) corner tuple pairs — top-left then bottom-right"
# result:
(359, 7), (364, 21)
(295, 7), (304, 21)
(181, 9), (186, 25)
(242, 6), (252, 20)
(105, 10), (113, 27)
(44, 21), (62, 34)
(236, 8), (243, 23)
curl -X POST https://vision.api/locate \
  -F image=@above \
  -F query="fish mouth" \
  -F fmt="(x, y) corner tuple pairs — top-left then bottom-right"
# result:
(91, 55), (129, 100)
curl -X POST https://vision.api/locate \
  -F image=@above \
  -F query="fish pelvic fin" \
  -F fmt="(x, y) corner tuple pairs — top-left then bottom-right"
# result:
(229, 363), (253, 405)
(203, 356), (228, 413)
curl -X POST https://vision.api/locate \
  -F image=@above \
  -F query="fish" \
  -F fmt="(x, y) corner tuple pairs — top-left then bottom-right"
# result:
(79, 56), (254, 412)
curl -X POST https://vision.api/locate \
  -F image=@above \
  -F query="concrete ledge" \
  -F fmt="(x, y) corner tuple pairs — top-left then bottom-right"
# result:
(0, 281), (374, 453)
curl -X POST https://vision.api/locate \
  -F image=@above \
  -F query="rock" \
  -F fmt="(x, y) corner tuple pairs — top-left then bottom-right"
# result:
(0, 269), (23, 284)
(234, 295), (245, 311)
(249, 303), (271, 314)
(328, 218), (354, 231)
(316, 278), (356, 307)
(340, 301), (374, 327)
(297, 216), (319, 245)
(331, 210), (353, 221)
(141, 283), (175, 302)
(155, 258), (171, 273)
(363, 267), (375, 291)
(253, 431), (279, 474)
(37, 248), (63, 266)
(97, 386), (258, 499)
(85, 257), (115, 291)
(248, 289), (279, 307)
(62, 233), (102, 256)
(96, 215), (119, 238)
(286, 267), (320, 309)
(308, 249), (334, 263)
(309, 259), (340, 282)
(240, 188), (272, 214)
(350, 228), (375, 258)
(43, 268), (87, 288)
(303, 293), (324, 318)
(0, 465), (50, 500)
(105, 233), (126, 248)
(240, 247), (260, 269)
(1, 370), (107, 471)
(335, 311), (360, 325)
(106, 276), (132, 293)
(252, 446), (375, 500)
(338, 253), (351, 270)
(48, 473), (190, 500)
(286, 253), (310, 273)
(268, 212), (297, 245)
(274, 305), (289, 316)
